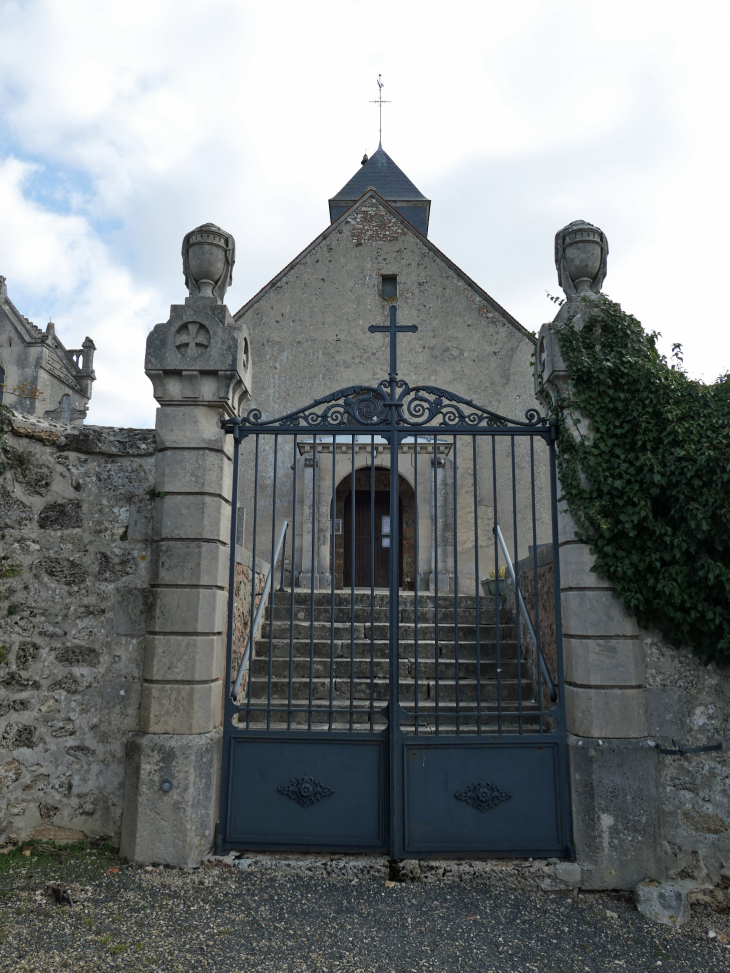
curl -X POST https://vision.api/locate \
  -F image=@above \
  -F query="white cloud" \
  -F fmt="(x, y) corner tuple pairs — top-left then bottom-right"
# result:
(0, 0), (728, 428)
(0, 156), (157, 425)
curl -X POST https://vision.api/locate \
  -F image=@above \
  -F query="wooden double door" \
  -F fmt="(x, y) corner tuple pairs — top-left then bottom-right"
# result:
(343, 490), (402, 588)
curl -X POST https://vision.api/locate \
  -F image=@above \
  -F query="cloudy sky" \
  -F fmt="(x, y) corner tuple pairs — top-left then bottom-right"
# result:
(0, 0), (728, 427)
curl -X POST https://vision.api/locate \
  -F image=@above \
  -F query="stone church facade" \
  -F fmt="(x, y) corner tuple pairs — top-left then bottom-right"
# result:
(236, 149), (550, 594)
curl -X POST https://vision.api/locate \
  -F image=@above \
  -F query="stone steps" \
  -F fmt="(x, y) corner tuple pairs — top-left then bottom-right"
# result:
(272, 591), (500, 610)
(236, 707), (542, 732)
(259, 621), (517, 641)
(244, 638), (520, 661)
(241, 589), (539, 728)
(246, 676), (531, 703)
(270, 605), (504, 624)
(251, 657), (524, 680)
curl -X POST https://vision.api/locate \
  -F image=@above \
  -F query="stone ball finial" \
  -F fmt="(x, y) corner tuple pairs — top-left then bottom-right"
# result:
(182, 223), (235, 303)
(555, 220), (608, 300)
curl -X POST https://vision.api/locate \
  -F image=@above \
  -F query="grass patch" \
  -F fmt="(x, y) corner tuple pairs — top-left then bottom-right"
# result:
(0, 839), (119, 881)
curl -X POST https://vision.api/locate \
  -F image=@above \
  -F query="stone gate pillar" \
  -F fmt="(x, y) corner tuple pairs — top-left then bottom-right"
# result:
(120, 224), (251, 866)
(535, 221), (661, 889)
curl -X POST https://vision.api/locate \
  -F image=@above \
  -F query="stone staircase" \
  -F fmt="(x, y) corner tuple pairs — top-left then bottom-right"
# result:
(236, 589), (542, 733)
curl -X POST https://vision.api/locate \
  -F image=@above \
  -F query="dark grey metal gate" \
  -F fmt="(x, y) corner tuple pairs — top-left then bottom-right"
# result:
(216, 307), (573, 859)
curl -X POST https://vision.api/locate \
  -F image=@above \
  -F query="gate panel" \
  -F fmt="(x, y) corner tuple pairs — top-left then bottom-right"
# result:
(403, 740), (568, 856)
(226, 735), (385, 850)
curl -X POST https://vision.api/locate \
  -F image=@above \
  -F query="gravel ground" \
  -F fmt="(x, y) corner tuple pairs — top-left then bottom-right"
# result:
(1, 844), (729, 972)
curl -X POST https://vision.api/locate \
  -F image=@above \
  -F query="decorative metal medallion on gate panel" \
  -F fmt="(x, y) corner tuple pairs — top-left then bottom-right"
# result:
(216, 305), (574, 859)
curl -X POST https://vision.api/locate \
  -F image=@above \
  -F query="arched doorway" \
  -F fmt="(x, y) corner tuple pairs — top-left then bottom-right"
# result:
(332, 468), (415, 589)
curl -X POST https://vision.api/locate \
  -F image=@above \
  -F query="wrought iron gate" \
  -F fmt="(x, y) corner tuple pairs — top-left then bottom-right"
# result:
(216, 308), (573, 859)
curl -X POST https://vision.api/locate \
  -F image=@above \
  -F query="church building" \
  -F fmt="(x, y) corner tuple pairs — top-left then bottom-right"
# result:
(0, 275), (96, 423)
(234, 144), (549, 593)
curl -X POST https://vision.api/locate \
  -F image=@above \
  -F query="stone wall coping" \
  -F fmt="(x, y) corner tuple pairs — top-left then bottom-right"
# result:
(5, 407), (155, 456)
(514, 543), (554, 576)
(236, 543), (270, 575)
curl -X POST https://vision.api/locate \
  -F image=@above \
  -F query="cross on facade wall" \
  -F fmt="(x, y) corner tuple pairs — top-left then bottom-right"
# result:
(368, 305), (418, 385)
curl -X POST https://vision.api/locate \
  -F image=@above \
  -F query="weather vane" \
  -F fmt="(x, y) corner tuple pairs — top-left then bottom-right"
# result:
(369, 74), (390, 146)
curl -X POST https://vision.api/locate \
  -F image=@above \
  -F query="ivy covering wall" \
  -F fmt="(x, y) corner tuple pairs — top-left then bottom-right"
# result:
(552, 297), (730, 668)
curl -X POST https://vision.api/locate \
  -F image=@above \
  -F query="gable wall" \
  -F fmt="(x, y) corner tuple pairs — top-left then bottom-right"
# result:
(237, 197), (537, 429)
(236, 198), (551, 582)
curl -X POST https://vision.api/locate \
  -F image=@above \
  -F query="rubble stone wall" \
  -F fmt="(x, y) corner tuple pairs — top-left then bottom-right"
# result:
(0, 408), (155, 845)
(645, 635), (730, 899)
(517, 545), (730, 894)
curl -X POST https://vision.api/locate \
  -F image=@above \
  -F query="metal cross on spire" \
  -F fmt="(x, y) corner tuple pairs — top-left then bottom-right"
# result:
(369, 74), (390, 146)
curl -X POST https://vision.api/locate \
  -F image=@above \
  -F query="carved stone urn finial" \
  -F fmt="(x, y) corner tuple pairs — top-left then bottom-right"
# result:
(182, 223), (235, 303)
(554, 219), (608, 301)
(535, 219), (609, 400)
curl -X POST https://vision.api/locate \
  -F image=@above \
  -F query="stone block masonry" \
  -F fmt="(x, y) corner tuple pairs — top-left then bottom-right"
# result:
(119, 224), (251, 867)
(0, 408), (155, 844)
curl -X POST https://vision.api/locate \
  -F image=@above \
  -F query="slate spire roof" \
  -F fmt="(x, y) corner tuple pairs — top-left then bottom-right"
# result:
(332, 144), (427, 202)
(328, 145), (431, 236)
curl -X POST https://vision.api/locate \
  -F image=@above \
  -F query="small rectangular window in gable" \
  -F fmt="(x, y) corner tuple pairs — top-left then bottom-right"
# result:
(381, 275), (397, 300)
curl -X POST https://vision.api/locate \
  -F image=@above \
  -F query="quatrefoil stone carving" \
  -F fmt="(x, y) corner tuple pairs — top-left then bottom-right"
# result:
(174, 322), (211, 358)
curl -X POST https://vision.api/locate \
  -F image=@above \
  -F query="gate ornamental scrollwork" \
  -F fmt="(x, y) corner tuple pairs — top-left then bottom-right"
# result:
(277, 775), (335, 807)
(238, 379), (544, 432)
(454, 779), (512, 813)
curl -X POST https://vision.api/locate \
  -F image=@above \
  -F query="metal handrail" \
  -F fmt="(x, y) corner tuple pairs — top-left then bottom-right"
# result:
(232, 520), (288, 699)
(494, 525), (558, 704)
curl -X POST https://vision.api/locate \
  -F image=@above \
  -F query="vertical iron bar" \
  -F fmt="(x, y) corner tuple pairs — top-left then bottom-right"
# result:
(216, 424), (241, 853)
(288, 435), (298, 731)
(308, 437), (317, 730)
(530, 436), (544, 733)
(387, 304), (402, 859)
(492, 436), (502, 735)
(389, 430), (401, 856)
(452, 435), (460, 735)
(329, 438), (336, 731)
(413, 438), (419, 736)
(472, 435), (482, 736)
(511, 436), (524, 734)
(433, 434), (440, 735)
(549, 424), (566, 721)
(224, 428), (240, 705)
(245, 436), (261, 730)
(350, 433), (356, 730)
(370, 436), (375, 731)
(266, 435), (279, 730)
